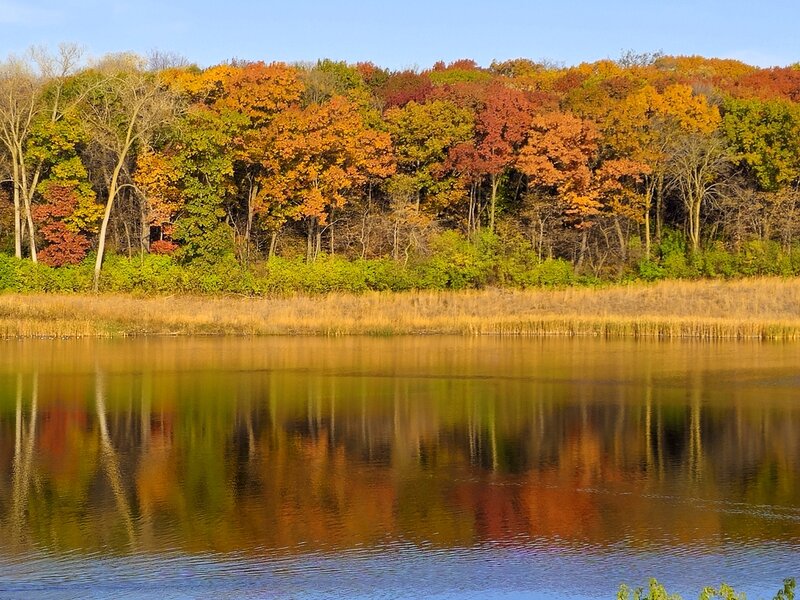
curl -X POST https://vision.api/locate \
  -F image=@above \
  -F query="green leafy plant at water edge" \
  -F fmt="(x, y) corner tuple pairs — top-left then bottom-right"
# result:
(617, 578), (795, 600)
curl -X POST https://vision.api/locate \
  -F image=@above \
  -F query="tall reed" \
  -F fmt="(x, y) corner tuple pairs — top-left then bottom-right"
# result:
(1, 278), (799, 339)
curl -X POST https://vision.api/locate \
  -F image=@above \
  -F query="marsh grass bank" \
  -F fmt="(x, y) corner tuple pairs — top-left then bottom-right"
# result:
(1, 278), (799, 339)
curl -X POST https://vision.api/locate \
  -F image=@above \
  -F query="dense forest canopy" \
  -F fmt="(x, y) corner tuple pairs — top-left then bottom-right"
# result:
(2, 46), (800, 290)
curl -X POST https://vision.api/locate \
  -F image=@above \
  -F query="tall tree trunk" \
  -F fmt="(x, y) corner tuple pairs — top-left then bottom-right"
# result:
(576, 229), (588, 268)
(392, 220), (399, 261)
(11, 156), (21, 259)
(476, 193), (482, 232)
(655, 174), (664, 242)
(245, 180), (257, 264)
(93, 162), (124, 292)
(268, 231), (278, 259)
(23, 197), (37, 263)
(691, 193), (702, 254)
(18, 147), (37, 262)
(329, 207), (335, 255)
(245, 182), (256, 243)
(140, 203), (150, 254)
(644, 177), (657, 260)
(614, 216), (627, 263)
(468, 183), (476, 234)
(306, 220), (314, 262)
(123, 220), (132, 258)
(489, 173), (500, 234)
(92, 99), (142, 291)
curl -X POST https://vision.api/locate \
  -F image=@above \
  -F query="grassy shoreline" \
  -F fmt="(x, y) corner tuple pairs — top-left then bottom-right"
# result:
(1, 278), (799, 339)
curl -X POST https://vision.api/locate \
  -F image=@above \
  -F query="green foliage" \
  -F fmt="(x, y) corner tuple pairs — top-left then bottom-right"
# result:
(428, 61), (492, 85)
(640, 233), (800, 280)
(1, 232), (799, 297)
(0, 254), (93, 292)
(414, 231), (492, 289)
(617, 579), (681, 600)
(100, 254), (187, 293)
(303, 59), (367, 104)
(172, 191), (235, 263)
(617, 578), (795, 600)
(637, 259), (667, 281)
(773, 578), (797, 600)
(700, 242), (738, 278)
(653, 230), (699, 279)
(528, 258), (577, 286)
(734, 240), (788, 276)
(722, 98), (800, 191)
(361, 258), (417, 291)
(166, 109), (237, 263)
(259, 256), (369, 294)
(698, 583), (746, 600)
(242, 256), (413, 295)
(186, 254), (258, 294)
(385, 99), (474, 212)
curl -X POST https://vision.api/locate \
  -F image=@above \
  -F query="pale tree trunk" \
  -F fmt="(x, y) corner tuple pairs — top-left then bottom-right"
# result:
(685, 167), (703, 254)
(392, 220), (399, 261)
(655, 174), (664, 243)
(22, 194), (36, 262)
(577, 229), (588, 268)
(11, 154), (21, 258)
(140, 201), (150, 254)
(245, 181), (256, 244)
(360, 185), (372, 258)
(489, 173), (500, 234)
(468, 183), (476, 234)
(644, 177), (658, 260)
(359, 210), (368, 259)
(244, 180), (257, 264)
(691, 192), (702, 254)
(268, 231), (278, 259)
(93, 104), (138, 291)
(17, 143), (37, 262)
(614, 216), (627, 263)
(94, 161), (125, 291)
(306, 218), (316, 262)
(329, 207), (335, 255)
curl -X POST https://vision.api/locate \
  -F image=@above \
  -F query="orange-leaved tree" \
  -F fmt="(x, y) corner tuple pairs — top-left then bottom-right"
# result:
(518, 111), (649, 264)
(602, 84), (720, 255)
(260, 96), (395, 261)
(448, 82), (534, 232)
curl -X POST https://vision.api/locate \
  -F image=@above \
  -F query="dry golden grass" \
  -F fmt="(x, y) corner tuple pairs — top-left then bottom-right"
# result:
(1, 278), (799, 339)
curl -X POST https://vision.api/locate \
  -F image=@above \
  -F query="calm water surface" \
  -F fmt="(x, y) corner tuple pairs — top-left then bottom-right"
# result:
(0, 337), (798, 599)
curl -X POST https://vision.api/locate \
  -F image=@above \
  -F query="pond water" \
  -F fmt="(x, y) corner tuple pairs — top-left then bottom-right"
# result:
(0, 337), (798, 599)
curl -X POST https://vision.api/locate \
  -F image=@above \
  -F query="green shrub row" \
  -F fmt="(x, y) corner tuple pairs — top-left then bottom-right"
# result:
(638, 238), (800, 281)
(1, 232), (799, 295)
(0, 253), (576, 296)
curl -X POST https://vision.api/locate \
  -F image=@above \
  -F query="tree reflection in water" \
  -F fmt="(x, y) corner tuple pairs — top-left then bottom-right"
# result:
(0, 337), (797, 558)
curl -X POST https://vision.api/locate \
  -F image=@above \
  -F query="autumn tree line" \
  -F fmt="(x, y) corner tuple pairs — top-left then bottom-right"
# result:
(2, 46), (800, 293)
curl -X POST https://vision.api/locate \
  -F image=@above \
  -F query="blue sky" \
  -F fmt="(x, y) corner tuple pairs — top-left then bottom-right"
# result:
(1, 0), (798, 69)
